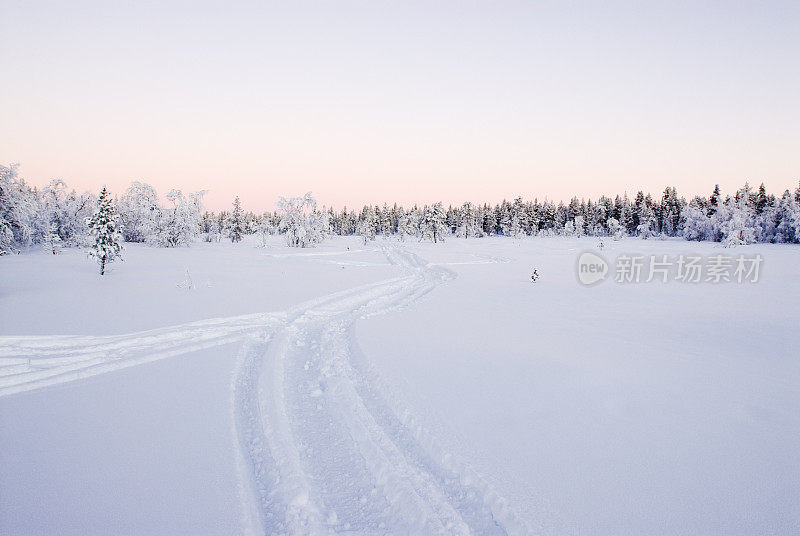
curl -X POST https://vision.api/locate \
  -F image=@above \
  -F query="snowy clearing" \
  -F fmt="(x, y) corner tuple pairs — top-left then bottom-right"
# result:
(1, 236), (798, 535)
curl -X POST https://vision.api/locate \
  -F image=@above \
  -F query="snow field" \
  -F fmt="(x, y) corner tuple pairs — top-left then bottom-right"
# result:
(1, 238), (529, 535)
(1, 235), (798, 535)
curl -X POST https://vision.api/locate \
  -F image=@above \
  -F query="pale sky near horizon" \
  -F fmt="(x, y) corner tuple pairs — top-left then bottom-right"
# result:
(1, 0), (798, 211)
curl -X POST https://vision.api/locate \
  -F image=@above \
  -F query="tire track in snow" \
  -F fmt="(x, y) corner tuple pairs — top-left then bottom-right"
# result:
(234, 247), (531, 535)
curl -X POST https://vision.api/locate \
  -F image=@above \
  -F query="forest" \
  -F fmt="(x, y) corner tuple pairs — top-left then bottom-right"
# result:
(2, 163), (799, 256)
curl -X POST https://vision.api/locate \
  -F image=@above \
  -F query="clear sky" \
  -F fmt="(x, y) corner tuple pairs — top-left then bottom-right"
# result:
(1, 0), (798, 211)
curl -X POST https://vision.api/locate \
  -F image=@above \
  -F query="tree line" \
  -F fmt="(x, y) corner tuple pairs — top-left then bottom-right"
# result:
(2, 162), (799, 256)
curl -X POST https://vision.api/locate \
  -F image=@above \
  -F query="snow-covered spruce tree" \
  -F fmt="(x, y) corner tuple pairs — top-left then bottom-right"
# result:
(356, 214), (376, 244)
(455, 201), (482, 238)
(573, 215), (585, 237)
(607, 217), (624, 240)
(86, 187), (123, 275)
(708, 184), (721, 216)
(277, 192), (328, 248)
(118, 181), (160, 243)
(227, 196), (244, 243)
(358, 205), (378, 243)
(379, 203), (393, 237)
(773, 190), (800, 243)
(719, 191), (756, 247)
(201, 211), (222, 242)
(636, 204), (658, 239)
(419, 202), (448, 243)
(398, 207), (420, 242)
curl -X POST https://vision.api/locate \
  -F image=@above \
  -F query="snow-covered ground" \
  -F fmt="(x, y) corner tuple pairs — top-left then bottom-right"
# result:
(1, 236), (798, 535)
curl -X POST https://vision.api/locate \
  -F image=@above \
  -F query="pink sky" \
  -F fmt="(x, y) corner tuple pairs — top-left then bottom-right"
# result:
(2, 1), (798, 212)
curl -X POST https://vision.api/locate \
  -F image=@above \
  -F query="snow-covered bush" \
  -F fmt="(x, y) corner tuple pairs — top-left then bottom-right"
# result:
(277, 192), (328, 248)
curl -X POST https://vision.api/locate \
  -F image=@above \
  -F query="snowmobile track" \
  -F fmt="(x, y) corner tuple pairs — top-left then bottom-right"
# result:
(232, 247), (530, 535)
(0, 246), (530, 535)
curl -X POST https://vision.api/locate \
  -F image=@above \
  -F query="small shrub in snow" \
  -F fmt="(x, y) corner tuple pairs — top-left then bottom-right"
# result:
(176, 269), (195, 290)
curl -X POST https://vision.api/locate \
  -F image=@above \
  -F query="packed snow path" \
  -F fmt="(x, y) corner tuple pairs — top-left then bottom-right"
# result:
(0, 247), (529, 535)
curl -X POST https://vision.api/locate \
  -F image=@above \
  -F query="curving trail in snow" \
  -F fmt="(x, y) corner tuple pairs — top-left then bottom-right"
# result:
(0, 247), (529, 535)
(232, 248), (529, 535)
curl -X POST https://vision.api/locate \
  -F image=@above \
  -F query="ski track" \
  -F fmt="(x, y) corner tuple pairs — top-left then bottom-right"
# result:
(0, 247), (530, 535)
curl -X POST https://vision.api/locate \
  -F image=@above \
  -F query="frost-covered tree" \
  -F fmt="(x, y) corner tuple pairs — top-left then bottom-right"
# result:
(38, 179), (94, 247)
(419, 202), (448, 243)
(607, 217), (624, 240)
(708, 184), (721, 216)
(86, 187), (123, 275)
(357, 205), (378, 243)
(151, 190), (206, 247)
(227, 196), (244, 243)
(398, 208), (420, 241)
(379, 203), (393, 236)
(682, 201), (713, 241)
(201, 211), (222, 242)
(356, 215), (377, 244)
(455, 201), (482, 238)
(118, 181), (160, 243)
(637, 205), (658, 239)
(573, 215), (585, 237)
(45, 222), (62, 254)
(773, 190), (800, 243)
(659, 186), (682, 236)
(719, 193), (756, 247)
(277, 192), (328, 248)
(0, 164), (38, 254)
(258, 212), (278, 247)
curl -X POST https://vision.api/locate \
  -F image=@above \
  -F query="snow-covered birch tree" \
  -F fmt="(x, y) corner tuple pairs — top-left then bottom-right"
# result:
(277, 192), (328, 248)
